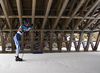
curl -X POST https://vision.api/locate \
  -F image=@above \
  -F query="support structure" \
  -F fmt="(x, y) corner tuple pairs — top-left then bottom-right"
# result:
(53, 0), (69, 29)
(16, 0), (22, 25)
(0, 0), (11, 29)
(1, 32), (5, 52)
(77, 31), (84, 51)
(93, 32), (100, 51)
(40, 31), (44, 52)
(59, 32), (64, 52)
(68, 31), (74, 51)
(85, 32), (93, 51)
(11, 32), (15, 52)
(73, 0), (100, 30)
(42, 0), (53, 29)
(50, 31), (54, 52)
(32, 0), (36, 26)
(31, 31), (34, 52)
(63, 0), (85, 29)
(0, 0), (99, 53)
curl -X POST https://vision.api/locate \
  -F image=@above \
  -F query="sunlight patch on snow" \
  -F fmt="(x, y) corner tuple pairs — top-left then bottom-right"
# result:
(97, 43), (100, 51)
(62, 47), (66, 51)
(0, 42), (100, 52)
(0, 46), (2, 51)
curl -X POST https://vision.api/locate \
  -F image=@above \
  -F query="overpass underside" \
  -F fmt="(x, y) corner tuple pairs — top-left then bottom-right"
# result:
(0, 0), (100, 53)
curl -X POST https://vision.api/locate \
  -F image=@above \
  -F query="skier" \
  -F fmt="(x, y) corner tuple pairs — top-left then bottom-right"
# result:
(13, 21), (33, 61)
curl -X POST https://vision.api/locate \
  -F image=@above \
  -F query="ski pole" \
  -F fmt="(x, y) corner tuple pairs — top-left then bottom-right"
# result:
(22, 30), (31, 59)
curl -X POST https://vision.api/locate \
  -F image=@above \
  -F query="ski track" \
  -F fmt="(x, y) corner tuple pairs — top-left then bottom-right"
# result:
(0, 52), (100, 73)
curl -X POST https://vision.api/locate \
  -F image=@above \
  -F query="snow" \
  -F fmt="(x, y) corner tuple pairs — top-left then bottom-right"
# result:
(0, 46), (2, 51)
(0, 41), (100, 51)
(0, 52), (100, 73)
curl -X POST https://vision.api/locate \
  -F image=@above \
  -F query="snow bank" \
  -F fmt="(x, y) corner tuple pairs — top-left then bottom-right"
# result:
(0, 52), (100, 73)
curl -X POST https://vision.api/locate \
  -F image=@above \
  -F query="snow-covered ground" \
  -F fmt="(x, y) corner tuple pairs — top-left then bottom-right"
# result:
(0, 52), (100, 73)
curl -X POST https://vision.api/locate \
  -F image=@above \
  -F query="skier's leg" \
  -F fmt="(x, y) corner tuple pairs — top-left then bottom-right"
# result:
(13, 35), (22, 61)
(13, 34), (20, 56)
(15, 43), (20, 56)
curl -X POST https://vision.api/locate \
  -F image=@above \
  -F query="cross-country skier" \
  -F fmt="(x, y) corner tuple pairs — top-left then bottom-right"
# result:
(13, 21), (33, 61)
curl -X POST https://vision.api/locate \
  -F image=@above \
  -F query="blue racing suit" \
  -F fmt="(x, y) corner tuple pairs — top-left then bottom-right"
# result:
(13, 23), (33, 56)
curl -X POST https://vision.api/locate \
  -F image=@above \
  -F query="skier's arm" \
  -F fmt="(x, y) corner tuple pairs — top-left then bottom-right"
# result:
(25, 24), (34, 31)
(28, 24), (33, 28)
(25, 27), (31, 31)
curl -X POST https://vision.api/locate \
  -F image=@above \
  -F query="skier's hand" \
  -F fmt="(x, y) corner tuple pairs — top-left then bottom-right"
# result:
(30, 24), (33, 27)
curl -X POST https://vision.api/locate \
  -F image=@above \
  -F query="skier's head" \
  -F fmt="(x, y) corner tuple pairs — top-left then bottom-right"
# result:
(23, 21), (29, 26)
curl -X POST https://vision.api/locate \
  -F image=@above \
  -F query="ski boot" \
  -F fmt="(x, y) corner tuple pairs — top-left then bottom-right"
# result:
(15, 56), (23, 61)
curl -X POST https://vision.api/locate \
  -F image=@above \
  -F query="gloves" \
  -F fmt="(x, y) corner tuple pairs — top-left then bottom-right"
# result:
(30, 24), (33, 27)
